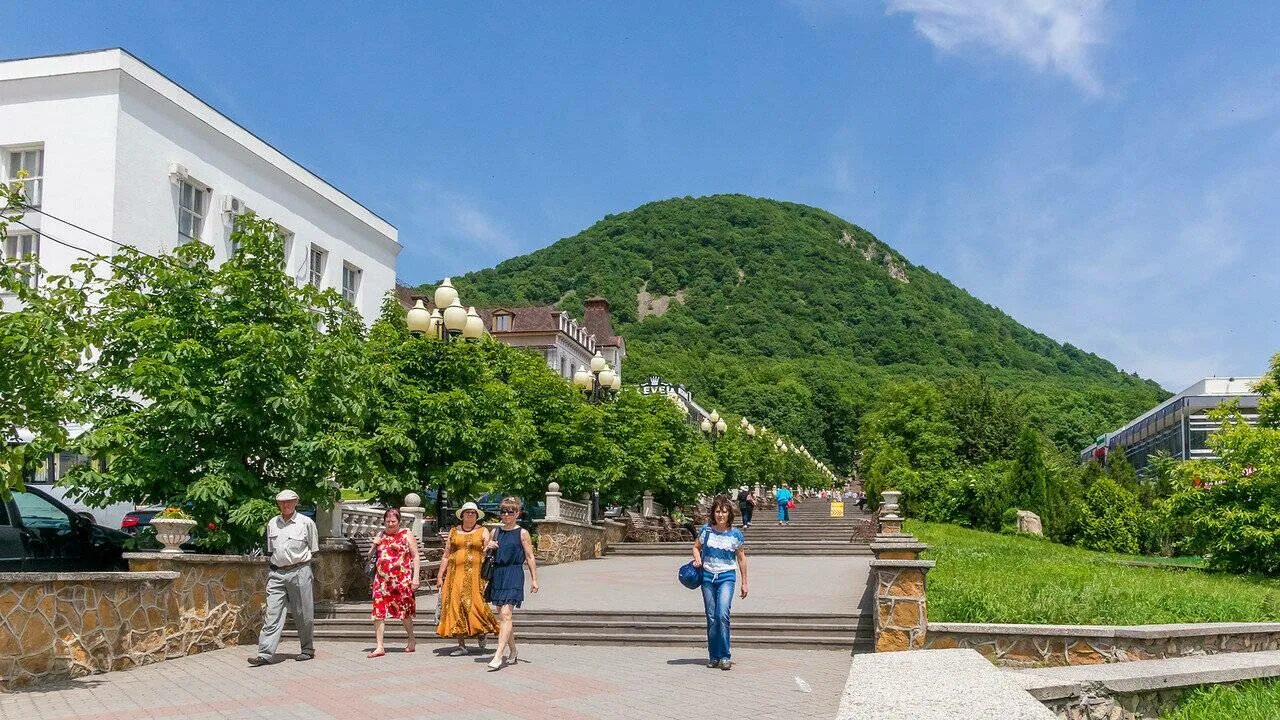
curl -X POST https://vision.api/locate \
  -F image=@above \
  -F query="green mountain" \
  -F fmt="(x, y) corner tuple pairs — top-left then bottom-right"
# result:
(436, 194), (1166, 470)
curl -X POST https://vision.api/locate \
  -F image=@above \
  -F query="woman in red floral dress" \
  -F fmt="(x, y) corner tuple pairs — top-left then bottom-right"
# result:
(367, 508), (420, 658)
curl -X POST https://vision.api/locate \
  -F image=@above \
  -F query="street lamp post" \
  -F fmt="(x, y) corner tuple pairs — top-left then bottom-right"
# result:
(406, 278), (476, 342)
(701, 409), (727, 442)
(406, 277), (486, 533)
(574, 350), (620, 405)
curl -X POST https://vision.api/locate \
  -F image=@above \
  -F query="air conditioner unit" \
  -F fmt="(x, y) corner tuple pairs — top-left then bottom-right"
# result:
(168, 163), (189, 183)
(224, 195), (247, 215)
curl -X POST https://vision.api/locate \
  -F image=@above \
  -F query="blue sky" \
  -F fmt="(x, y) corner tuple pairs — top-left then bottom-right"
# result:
(12, 1), (1279, 391)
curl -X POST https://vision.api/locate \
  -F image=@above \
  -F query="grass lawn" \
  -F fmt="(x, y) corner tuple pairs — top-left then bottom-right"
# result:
(909, 521), (1280, 625)
(1162, 679), (1280, 719)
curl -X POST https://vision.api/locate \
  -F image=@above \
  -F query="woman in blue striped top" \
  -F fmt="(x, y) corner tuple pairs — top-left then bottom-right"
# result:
(691, 495), (749, 670)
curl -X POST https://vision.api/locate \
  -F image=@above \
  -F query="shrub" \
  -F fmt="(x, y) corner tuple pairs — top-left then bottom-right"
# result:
(1077, 477), (1141, 554)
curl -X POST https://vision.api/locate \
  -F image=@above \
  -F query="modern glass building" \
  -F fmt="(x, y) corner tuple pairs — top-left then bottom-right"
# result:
(1080, 377), (1262, 473)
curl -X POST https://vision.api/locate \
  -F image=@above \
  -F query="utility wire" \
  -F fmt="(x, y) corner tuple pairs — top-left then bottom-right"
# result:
(17, 202), (165, 261)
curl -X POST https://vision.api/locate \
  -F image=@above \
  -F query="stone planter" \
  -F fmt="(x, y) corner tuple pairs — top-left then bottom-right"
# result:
(150, 518), (197, 553)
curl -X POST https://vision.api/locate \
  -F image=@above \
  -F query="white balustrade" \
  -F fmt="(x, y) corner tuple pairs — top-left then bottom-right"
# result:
(559, 498), (591, 525)
(341, 505), (385, 537)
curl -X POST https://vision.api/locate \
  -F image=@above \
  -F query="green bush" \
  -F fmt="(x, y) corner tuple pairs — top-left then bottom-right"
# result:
(1077, 477), (1142, 554)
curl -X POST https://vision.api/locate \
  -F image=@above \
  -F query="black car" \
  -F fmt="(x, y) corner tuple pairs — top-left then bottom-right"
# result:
(0, 486), (129, 571)
(120, 507), (161, 535)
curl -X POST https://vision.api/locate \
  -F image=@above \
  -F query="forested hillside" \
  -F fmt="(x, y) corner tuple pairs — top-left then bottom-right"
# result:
(432, 195), (1166, 471)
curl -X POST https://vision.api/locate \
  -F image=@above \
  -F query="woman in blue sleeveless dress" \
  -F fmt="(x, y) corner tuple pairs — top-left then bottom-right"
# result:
(484, 497), (539, 670)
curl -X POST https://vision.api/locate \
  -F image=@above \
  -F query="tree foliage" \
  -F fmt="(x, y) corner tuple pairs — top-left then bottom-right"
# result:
(61, 215), (373, 550)
(0, 185), (88, 495)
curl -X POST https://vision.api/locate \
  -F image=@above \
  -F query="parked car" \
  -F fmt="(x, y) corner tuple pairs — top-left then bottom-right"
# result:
(119, 506), (162, 535)
(0, 486), (128, 571)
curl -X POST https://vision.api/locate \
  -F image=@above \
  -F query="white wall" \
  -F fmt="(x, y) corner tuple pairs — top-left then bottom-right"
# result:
(0, 70), (121, 306)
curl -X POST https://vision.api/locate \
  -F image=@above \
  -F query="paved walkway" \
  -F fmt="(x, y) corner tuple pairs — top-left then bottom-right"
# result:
(532, 555), (873, 613)
(0, 642), (852, 720)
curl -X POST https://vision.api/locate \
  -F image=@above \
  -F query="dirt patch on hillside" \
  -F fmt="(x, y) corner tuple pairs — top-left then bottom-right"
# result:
(637, 288), (686, 320)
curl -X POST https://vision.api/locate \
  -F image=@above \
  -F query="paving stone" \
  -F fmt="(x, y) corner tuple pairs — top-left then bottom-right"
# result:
(0, 641), (852, 720)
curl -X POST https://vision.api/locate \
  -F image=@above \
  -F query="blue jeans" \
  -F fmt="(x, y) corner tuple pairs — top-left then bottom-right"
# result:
(701, 569), (736, 661)
(777, 503), (790, 522)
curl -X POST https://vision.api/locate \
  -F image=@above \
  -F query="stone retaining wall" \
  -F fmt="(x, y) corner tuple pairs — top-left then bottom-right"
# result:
(925, 622), (1280, 667)
(0, 571), (180, 691)
(3, 547), (370, 691)
(534, 519), (604, 564)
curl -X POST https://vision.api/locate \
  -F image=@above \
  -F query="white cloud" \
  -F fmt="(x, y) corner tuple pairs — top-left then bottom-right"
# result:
(884, 0), (1108, 94)
(399, 179), (523, 281)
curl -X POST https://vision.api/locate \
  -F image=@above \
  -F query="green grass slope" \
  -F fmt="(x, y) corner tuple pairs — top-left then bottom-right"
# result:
(913, 521), (1280, 625)
(441, 195), (1167, 464)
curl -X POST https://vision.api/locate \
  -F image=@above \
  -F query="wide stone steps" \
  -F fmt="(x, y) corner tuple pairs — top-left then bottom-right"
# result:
(295, 607), (872, 651)
(611, 542), (873, 556)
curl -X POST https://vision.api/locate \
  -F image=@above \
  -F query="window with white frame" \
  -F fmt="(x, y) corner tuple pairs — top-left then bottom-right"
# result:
(493, 312), (512, 331)
(278, 228), (294, 272)
(341, 262), (362, 305)
(3, 232), (40, 289)
(177, 179), (207, 241)
(5, 148), (44, 207)
(308, 244), (327, 289)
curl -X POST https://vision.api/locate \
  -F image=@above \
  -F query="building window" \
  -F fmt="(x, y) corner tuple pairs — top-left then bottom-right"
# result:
(494, 313), (512, 331)
(4, 232), (40, 289)
(308, 244), (327, 289)
(177, 179), (207, 241)
(341, 262), (361, 305)
(279, 229), (294, 272)
(5, 148), (44, 207)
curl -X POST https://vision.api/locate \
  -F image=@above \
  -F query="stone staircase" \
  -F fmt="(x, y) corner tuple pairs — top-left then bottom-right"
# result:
(295, 498), (873, 652)
(301, 601), (874, 652)
(612, 500), (875, 555)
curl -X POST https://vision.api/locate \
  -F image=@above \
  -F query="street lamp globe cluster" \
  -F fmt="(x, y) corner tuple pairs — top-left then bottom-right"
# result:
(574, 349), (621, 403)
(700, 409), (727, 438)
(405, 277), (484, 341)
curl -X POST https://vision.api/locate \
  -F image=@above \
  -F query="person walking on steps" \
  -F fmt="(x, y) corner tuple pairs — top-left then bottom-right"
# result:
(736, 486), (756, 528)
(367, 507), (421, 658)
(248, 489), (319, 666)
(775, 484), (794, 526)
(436, 501), (498, 655)
(691, 495), (749, 670)
(483, 497), (540, 670)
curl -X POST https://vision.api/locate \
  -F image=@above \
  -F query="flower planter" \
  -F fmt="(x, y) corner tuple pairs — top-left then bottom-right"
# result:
(150, 518), (197, 553)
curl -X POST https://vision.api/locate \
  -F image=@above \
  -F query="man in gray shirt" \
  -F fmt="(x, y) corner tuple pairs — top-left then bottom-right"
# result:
(248, 489), (319, 665)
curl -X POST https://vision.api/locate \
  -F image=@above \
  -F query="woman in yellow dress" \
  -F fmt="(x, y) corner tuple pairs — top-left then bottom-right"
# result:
(435, 501), (499, 655)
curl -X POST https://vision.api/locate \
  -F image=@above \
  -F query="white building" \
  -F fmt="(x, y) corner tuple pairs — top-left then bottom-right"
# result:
(1080, 376), (1263, 473)
(0, 48), (399, 323)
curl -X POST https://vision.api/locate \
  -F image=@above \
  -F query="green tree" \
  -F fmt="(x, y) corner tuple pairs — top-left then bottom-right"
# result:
(1008, 427), (1051, 520)
(64, 214), (374, 550)
(0, 184), (89, 495)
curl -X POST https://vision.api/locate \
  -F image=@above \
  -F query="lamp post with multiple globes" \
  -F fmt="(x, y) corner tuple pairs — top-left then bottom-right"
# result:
(404, 277), (485, 343)
(573, 350), (621, 405)
(403, 277), (486, 530)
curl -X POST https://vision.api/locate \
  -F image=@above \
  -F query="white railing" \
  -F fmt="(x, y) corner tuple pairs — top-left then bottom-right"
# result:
(560, 498), (591, 525)
(341, 505), (385, 537)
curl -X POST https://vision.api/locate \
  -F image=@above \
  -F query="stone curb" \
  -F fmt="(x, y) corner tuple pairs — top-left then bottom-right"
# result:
(868, 559), (936, 568)
(0, 571), (180, 582)
(929, 621), (1280, 639)
(123, 552), (268, 564)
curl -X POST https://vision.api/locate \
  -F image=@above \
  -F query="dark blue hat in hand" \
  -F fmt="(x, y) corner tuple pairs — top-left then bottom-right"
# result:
(678, 561), (701, 589)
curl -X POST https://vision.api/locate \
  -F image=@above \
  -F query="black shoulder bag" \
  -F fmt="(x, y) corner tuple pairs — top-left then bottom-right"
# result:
(480, 530), (497, 581)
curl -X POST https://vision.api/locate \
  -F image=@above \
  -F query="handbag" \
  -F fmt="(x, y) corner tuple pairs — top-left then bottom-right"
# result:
(363, 547), (379, 580)
(480, 532), (497, 581)
(786, 498), (796, 510)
